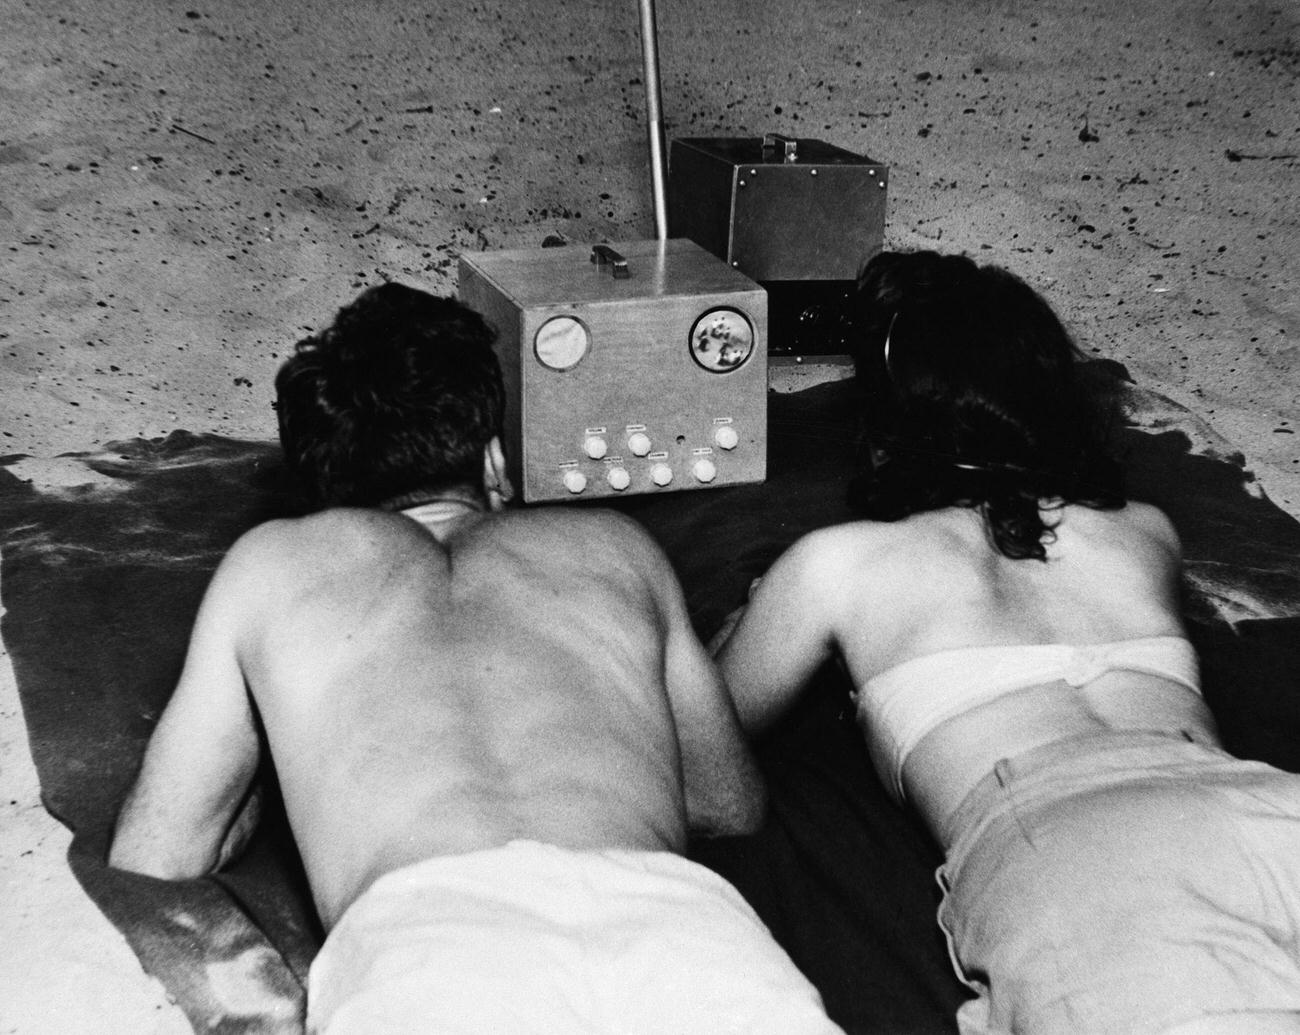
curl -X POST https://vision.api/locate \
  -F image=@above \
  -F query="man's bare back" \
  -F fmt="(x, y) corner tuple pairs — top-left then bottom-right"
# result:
(113, 501), (760, 929)
(251, 504), (717, 925)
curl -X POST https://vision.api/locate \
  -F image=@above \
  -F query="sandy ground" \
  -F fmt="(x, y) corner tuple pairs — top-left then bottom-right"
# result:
(1, 0), (1296, 1031)
(1, 625), (191, 1034)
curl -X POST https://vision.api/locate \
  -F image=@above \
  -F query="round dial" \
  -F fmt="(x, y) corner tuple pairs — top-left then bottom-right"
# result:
(534, 315), (590, 371)
(689, 308), (755, 372)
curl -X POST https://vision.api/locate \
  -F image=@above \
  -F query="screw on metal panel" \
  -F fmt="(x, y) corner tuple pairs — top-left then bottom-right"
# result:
(810, 168), (818, 176)
(878, 181), (886, 188)
(739, 179), (746, 187)
(750, 169), (757, 175)
(868, 169), (875, 176)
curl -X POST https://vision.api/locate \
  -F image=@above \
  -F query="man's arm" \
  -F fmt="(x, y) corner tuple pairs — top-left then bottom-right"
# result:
(714, 530), (841, 736)
(109, 537), (266, 878)
(659, 574), (768, 838)
(608, 516), (767, 839)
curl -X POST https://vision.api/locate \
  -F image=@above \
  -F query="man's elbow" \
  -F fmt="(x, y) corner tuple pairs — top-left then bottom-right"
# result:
(108, 810), (226, 880)
(108, 784), (260, 879)
(691, 778), (769, 839)
(107, 838), (214, 880)
(732, 779), (768, 836)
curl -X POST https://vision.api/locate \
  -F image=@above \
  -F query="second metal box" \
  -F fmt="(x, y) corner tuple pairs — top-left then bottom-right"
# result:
(667, 134), (889, 285)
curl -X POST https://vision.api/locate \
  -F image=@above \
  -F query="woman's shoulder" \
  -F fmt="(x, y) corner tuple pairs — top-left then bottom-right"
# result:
(785, 511), (984, 588)
(805, 507), (981, 544)
(1060, 499), (1181, 553)
(793, 516), (917, 560)
(1120, 499), (1179, 539)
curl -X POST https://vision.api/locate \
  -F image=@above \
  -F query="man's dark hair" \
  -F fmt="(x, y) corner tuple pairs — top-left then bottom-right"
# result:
(846, 250), (1124, 560)
(275, 283), (505, 509)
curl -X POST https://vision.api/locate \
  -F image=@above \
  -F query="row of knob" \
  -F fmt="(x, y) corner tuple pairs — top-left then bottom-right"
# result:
(583, 424), (740, 461)
(562, 457), (719, 495)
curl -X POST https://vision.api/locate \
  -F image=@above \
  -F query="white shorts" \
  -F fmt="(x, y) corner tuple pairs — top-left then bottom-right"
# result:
(938, 733), (1300, 1034)
(307, 840), (842, 1034)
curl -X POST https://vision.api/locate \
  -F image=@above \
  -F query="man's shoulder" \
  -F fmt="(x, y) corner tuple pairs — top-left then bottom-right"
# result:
(500, 504), (656, 544)
(222, 510), (378, 569)
(210, 510), (413, 613)
(491, 506), (669, 576)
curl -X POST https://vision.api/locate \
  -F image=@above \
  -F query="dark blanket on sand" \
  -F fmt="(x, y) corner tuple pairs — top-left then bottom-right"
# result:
(3, 375), (1300, 1034)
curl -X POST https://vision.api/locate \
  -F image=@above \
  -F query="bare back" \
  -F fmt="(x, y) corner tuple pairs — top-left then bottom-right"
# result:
(832, 501), (1185, 668)
(720, 500), (1220, 847)
(225, 507), (714, 927)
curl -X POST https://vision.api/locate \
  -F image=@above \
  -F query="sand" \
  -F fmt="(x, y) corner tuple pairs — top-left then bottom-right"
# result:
(1, 0), (1296, 1030)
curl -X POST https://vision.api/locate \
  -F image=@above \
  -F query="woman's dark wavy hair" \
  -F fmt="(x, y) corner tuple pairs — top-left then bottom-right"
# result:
(275, 282), (504, 509)
(847, 250), (1125, 560)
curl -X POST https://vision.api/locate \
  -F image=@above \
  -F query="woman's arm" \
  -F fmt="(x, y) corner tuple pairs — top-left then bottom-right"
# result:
(714, 531), (844, 736)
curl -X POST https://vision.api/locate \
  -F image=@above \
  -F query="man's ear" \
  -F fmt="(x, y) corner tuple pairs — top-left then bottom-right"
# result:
(483, 436), (514, 511)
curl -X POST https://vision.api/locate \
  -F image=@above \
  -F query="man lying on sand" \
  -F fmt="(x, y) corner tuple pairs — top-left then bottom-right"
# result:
(110, 283), (842, 1034)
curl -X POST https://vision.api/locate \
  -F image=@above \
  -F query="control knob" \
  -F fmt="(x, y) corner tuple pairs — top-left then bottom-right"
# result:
(562, 469), (588, 494)
(693, 458), (718, 484)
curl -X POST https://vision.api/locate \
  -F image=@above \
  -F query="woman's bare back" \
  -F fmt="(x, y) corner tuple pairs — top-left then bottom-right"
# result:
(826, 501), (1220, 840)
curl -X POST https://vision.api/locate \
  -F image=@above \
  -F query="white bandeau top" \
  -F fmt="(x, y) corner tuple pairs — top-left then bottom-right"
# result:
(852, 636), (1202, 804)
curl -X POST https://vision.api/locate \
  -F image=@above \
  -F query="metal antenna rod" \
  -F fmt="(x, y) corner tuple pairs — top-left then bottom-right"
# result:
(636, 0), (669, 242)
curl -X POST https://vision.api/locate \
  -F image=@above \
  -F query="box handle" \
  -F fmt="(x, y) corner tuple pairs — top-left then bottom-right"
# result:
(762, 133), (799, 162)
(591, 244), (631, 280)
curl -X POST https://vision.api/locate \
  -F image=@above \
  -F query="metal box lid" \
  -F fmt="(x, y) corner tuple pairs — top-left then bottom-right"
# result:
(458, 238), (761, 309)
(672, 135), (886, 169)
